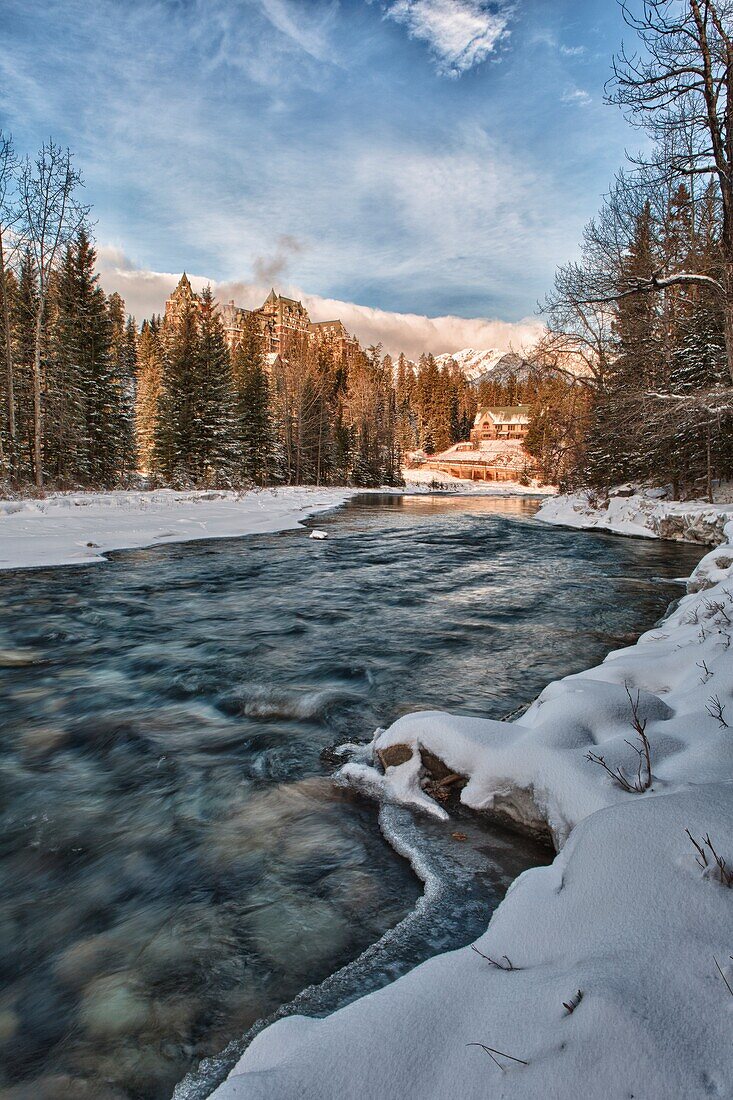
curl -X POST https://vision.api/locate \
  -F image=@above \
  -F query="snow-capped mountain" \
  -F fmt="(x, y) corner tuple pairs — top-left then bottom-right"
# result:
(434, 347), (533, 386)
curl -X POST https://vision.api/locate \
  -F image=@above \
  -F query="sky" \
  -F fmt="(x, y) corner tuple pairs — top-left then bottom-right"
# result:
(0, 0), (640, 357)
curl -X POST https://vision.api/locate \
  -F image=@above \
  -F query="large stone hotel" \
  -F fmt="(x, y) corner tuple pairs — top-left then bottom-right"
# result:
(165, 275), (360, 360)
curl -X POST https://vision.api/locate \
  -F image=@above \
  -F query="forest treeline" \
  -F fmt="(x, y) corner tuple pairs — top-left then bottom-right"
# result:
(528, 1), (733, 499)
(0, 135), (504, 491)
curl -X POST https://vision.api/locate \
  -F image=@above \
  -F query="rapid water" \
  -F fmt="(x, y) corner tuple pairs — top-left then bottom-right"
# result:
(0, 495), (702, 1100)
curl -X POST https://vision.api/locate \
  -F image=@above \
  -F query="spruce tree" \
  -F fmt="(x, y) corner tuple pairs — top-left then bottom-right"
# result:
(108, 294), (138, 482)
(155, 298), (200, 483)
(197, 286), (236, 484)
(232, 313), (273, 484)
(135, 320), (163, 476)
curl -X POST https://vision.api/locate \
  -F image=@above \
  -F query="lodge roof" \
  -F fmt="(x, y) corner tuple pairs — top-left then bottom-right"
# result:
(473, 404), (531, 426)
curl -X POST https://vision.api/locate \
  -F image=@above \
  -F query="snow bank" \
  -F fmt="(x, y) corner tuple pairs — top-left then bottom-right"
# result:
(0, 488), (354, 570)
(212, 525), (733, 1099)
(537, 487), (733, 545)
(401, 466), (554, 496)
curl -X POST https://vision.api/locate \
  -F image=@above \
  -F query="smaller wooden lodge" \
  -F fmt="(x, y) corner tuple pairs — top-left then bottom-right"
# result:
(423, 405), (533, 482)
(470, 405), (530, 443)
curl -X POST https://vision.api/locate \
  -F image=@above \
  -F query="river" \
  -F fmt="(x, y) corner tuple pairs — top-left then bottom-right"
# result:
(0, 494), (702, 1099)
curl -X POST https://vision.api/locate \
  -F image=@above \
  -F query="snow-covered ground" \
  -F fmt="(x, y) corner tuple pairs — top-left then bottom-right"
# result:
(538, 487), (733, 545)
(0, 477), (553, 571)
(0, 488), (355, 570)
(212, 528), (733, 1099)
(401, 466), (554, 496)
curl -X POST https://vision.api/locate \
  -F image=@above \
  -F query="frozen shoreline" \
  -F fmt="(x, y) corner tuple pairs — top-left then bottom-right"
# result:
(0, 476), (551, 572)
(537, 487), (733, 545)
(212, 515), (733, 1099)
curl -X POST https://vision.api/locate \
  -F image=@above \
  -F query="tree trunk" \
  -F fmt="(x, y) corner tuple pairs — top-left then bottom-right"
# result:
(724, 262), (733, 386)
(33, 305), (44, 489)
(0, 231), (14, 477)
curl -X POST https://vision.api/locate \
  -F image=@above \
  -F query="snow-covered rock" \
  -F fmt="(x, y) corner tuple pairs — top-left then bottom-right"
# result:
(212, 523), (733, 1100)
(537, 488), (733, 545)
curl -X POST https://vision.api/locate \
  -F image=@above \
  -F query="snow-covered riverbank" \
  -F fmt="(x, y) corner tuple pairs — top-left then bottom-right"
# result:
(212, 525), (733, 1099)
(0, 488), (358, 570)
(537, 487), (733, 545)
(0, 476), (552, 571)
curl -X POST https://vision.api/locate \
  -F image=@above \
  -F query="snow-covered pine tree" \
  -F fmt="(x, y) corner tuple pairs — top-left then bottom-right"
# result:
(108, 294), (138, 483)
(44, 245), (88, 483)
(135, 319), (163, 477)
(155, 297), (200, 484)
(231, 312), (273, 485)
(196, 286), (236, 485)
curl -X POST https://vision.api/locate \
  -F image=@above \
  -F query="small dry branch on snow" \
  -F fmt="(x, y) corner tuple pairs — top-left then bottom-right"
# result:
(470, 944), (519, 971)
(686, 830), (733, 887)
(467, 1043), (528, 1071)
(586, 684), (652, 793)
(705, 694), (729, 728)
(703, 599), (732, 626)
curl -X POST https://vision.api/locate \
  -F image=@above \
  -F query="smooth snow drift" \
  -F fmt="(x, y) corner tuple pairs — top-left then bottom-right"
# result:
(0, 488), (353, 570)
(212, 523), (733, 1100)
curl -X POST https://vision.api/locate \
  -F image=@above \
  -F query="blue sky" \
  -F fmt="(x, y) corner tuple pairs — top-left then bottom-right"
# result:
(0, 0), (638, 355)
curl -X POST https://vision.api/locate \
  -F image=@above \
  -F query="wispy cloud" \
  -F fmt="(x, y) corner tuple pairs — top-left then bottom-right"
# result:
(560, 44), (585, 57)
(2, 0), (630, 329)
(561, 87), (591, 106)
(381, 0), (513, 76)
(96, 246), (544, 359)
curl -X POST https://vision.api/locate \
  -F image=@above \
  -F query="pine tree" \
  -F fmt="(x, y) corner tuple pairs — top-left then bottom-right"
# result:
(155, 298), (200, 483)
(232, 313), (273, 484)
(108, 294), (137, 482)
(197, 286), (236, 484)
(45, 246), (87, 482)
(135, 320), (163, 476)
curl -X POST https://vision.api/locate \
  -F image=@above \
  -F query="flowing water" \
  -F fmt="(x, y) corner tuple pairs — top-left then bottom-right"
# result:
(0, 495), (702, 1100)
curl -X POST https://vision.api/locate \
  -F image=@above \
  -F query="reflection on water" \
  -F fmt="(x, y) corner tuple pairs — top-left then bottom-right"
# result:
(0, 495), (701, 1099)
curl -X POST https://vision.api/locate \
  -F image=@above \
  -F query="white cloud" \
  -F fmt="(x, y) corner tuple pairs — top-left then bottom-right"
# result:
(560, 44), (585, 57)
(381, 0), (512, 76)
(95, 246), (544, 360)
(561, 87), (591, 106)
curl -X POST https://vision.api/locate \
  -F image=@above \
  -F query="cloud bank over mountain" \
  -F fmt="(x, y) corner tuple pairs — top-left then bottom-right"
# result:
(96, 246), (544, 360)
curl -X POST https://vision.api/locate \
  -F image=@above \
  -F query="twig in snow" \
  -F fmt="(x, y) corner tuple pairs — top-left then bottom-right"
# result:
(714, 957), (733, 998)
(470, 944), (519, 970)
(706, 695), (729, 728)
(467, 1043), (528, 1070)
(697, 659), (712, 683)
(585, 684), (652, 793)
(704, 599), (731, 625)
(686, 830), (733, 887)
(684, 607), (700, 625)
(563, 990), (583, 1014)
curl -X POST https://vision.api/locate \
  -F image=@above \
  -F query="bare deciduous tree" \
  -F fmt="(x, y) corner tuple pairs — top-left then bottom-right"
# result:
(607, 0), (733, 381)
(0, 131), (18, 478)
(17, 140), (88, 487)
